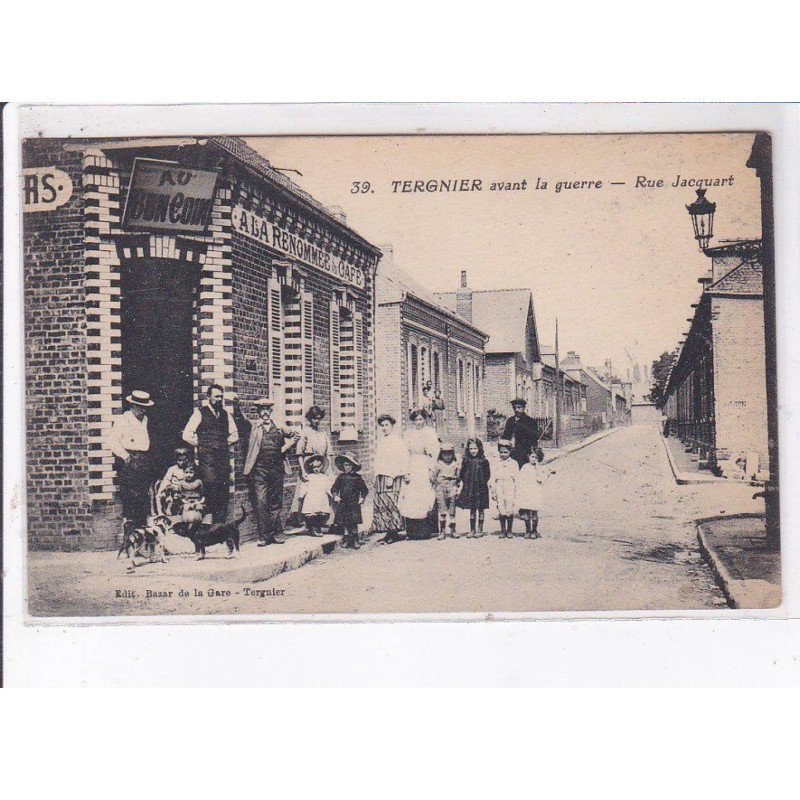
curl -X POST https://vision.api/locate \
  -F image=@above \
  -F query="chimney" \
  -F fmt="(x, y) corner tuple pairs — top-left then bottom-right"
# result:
(379, 243), (394, 270)
(456, 270), (473, 322)
(329, 205), (347, 224)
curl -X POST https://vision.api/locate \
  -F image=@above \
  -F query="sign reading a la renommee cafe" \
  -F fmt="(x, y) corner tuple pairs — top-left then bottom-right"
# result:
(232, 204), (366, 290)
(122, 158), (219, 234)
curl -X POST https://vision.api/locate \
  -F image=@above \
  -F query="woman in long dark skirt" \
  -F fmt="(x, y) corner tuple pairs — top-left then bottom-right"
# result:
(370, 414), (410, 543)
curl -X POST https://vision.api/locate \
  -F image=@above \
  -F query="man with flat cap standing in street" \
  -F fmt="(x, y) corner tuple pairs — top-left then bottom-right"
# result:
(243, 398), (299, 545)
(501, 397), (540, 469)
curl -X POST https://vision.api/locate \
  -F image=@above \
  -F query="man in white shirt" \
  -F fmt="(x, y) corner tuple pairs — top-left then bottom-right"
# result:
(182, 384), (239, 522)
(107, 390), (154, 525)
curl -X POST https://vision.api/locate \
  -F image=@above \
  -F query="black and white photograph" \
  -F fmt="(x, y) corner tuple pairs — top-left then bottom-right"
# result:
(13, 125), (780, 617)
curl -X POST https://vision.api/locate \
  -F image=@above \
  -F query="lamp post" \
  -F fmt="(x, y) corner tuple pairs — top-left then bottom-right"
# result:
(686, 188), (716, 251)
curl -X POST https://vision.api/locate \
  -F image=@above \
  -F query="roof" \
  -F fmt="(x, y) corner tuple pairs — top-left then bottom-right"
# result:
(210, 136), (381, 255)
(433, 288), (534, 354)
(377, 265), (488, 339)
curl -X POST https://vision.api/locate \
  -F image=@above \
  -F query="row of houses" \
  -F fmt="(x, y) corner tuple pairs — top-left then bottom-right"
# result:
(23, 135), (629, 550)
(659, 239), (769, 480)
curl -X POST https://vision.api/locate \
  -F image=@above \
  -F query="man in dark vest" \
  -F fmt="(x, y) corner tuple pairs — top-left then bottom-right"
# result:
(501, 397), (539, 468)
(182, 384), (239, 522)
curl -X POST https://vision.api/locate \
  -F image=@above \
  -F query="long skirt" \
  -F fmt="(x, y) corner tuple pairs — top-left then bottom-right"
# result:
(370, 474), (404, 534)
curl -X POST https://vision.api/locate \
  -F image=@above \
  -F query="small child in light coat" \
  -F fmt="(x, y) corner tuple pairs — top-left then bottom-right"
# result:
(516, 447), (555, 539)
(297, 454), (333, 537)
(492, 439), (519, 538)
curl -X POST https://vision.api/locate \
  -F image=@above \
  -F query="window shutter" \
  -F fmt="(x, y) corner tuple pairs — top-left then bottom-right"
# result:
(301, 291), (314, 411)
(354, 311), (365, 432)
(329, 301), (342, 431)
(268, 278), (285, 423)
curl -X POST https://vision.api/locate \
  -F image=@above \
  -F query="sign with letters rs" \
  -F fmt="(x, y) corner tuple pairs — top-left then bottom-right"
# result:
(22, 167), (74, 212)
(122, 158), (218, 234)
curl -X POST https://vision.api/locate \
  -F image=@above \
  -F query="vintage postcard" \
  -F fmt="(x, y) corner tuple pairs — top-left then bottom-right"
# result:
(13, 115), (781, 618)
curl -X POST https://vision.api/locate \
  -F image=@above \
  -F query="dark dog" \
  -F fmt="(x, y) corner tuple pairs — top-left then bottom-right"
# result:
(172, 509), (246, 560)
(117, 516), (171, 569)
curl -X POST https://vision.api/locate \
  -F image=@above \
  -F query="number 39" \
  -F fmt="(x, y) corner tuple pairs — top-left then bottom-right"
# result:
(351, 181), (371, 194)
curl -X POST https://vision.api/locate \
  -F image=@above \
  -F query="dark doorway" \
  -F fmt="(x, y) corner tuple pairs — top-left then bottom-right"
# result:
(120, 257), (197, 478)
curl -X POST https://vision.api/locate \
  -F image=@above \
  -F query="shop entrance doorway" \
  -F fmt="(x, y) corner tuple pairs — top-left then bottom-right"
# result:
(120, 257), (197, 478)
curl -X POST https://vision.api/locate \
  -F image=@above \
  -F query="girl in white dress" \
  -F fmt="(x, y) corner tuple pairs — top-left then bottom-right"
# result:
(516, 448), (555, 539)
(296, 455), (333, 537)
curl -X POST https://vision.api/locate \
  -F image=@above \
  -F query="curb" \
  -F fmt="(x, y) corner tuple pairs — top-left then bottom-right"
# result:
(696, 524), (781, 609)
(161, 534), (340, 584)
(661, 434), (726, 485)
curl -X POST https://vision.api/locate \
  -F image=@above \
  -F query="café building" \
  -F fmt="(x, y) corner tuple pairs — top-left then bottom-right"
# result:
(23, 136), (381, 549)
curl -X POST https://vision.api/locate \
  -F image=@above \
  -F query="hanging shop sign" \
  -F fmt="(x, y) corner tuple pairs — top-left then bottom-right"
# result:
(232, 204), (366, 290)
(122, 158), (218, 234)
(22, 167), (74, 212)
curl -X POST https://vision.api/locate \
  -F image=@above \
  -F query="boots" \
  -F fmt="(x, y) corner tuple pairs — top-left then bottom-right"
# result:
(477, 516), (485, 538)
(468, 516), (476, 538)
(450, 522), (459, 539)
(438, 516), (447, 540)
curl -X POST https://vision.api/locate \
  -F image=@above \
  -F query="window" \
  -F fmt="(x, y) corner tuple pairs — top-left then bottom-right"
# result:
(433, 351), (441, 393)
(268, 276), (314, 429)
(330, 294), (364, 437)
(409, 343), (419, 410)
(457, 357), (465, 416)
(474, 363), (481, 418)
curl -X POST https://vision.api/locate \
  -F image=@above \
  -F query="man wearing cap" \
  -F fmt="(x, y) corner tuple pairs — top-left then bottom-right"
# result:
(501, 398), (539, 469)
(107, 390), (155, 525)
(182, 384), (239, 523)
(243, 398), (300, 545)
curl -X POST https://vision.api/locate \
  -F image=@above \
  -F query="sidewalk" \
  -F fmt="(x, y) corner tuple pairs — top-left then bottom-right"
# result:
(541, 425), (622, 464)
(662, 433), (727, 485)
(696, 514), (780, 609)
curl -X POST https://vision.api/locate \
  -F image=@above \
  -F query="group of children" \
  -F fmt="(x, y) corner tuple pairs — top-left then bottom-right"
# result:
(434, 438), (554, 540)
(157, 438), (551, 547)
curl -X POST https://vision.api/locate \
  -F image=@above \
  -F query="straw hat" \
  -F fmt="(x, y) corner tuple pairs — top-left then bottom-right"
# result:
(126, 390), (154, 407)
(334, 452), (362, 471)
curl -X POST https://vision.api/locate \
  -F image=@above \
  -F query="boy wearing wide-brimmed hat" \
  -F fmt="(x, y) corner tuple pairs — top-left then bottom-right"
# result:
(331, 452), (369, 549)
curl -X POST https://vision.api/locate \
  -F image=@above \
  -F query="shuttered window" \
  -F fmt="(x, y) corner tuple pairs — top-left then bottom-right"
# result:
(267, 277), (285, 423)
(329, 301), (342, 432)
(301, 291), (314, 413)
(330, 298), (366, 437)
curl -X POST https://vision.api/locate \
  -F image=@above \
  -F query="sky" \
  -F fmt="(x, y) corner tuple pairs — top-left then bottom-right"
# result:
(247, 133), (762, 380)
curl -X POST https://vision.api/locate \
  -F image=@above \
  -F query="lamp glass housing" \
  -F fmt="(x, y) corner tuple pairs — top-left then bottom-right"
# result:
(686, 188), (716, 251)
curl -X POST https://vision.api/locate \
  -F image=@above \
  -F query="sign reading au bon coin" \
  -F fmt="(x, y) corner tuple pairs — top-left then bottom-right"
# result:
(122, 158), (219, 235)
(22, 167), (74, 212)
(232, 204), (366, 290)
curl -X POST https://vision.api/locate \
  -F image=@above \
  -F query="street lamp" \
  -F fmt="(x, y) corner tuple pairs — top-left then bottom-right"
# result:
(686, 188), (716, 251)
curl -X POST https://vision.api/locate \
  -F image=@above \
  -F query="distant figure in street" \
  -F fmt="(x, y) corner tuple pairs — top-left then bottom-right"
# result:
(108, 389), (155, 526)
(492, 439), (519, 538)
(432, 443), (460, 539)
(370, 414), (410, 544)
(456, 438), (491, 538)
(432, 388), (446, 440)
(516, 447), (555, 540)
(242, 397), (300, 546)
(421, 382), (435, 427)
(182, 384), (239, 522)
(502, 398), (539, 469)
(331, 453), (369, 550)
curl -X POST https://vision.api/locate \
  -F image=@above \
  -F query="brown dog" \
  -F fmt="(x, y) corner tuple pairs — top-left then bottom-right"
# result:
(171, 509), (246, 560)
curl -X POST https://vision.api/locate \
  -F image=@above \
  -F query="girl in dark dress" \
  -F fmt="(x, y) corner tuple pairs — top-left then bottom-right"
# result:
(332, 453), (370, 549)
(456, 438), (491, 538)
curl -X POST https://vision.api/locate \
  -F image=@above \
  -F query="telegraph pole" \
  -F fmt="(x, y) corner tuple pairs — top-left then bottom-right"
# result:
(555, 318), (562, 448)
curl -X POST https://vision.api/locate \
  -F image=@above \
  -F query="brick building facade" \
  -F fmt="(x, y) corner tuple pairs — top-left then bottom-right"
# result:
(23, 136), (381, 550)
(662, 240), (768, 479)
(375, 256), (488, 444)
(434, 275), (544, 440)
